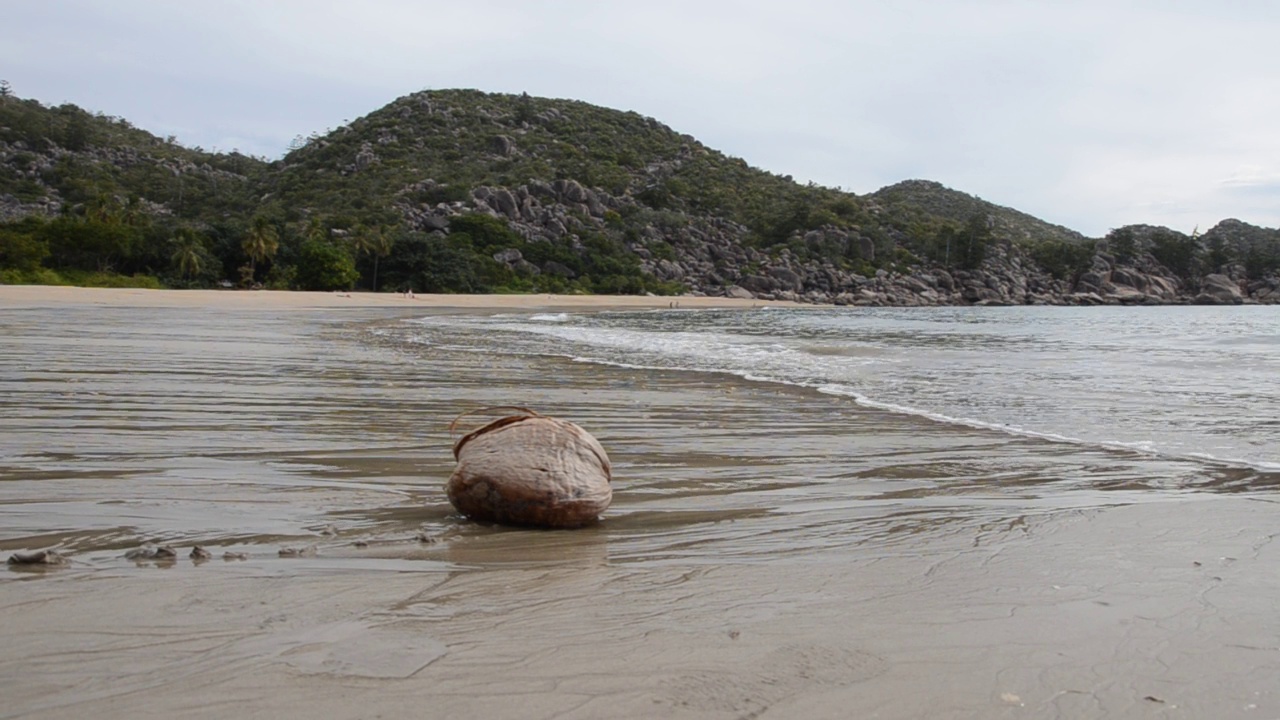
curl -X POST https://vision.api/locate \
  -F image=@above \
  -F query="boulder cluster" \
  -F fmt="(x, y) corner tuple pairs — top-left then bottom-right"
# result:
(0, 138), (248, 223)
(394, 179), (1279, 306)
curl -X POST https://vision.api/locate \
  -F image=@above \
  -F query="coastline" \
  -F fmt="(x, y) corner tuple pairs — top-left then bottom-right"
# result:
(0, 285), (809, 311)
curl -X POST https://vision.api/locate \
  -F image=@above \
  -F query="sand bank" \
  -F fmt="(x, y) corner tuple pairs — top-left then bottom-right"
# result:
(0, 285), (802, 311)
(2, 297), (1278, 719)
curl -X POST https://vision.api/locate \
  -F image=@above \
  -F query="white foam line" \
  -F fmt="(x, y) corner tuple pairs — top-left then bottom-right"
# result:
(1188, 453), (1280, 472)
(814, 383), (1279, 472)
(384, 315), (1280, 476)
(565, 349), (1280, 476)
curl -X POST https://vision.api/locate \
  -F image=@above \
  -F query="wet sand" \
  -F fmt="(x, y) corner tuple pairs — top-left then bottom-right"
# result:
(1, 289), (1278, 719)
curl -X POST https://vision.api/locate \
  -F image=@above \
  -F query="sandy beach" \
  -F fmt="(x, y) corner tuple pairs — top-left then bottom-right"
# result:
(2, 287), (1278, 719)
(0, 285), (801, 311)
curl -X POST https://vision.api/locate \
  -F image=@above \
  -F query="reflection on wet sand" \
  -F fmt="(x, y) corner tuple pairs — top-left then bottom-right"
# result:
(1, 306), (1278, 719)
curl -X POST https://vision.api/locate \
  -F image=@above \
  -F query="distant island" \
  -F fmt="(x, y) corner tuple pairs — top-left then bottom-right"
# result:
(1, 84), (1277, 305)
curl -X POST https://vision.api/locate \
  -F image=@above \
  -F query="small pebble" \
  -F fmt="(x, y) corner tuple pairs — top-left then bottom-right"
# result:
(124, 547), (149, 560)
(222, 552), (248, 561)
(7, 549), (68, 566)
(125, 545), (177, 561)
(278, 545), (317, 558)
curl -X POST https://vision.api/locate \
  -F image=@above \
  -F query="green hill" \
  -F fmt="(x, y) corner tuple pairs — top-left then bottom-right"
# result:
(1, 87), (1277, 302)
(869, 179), (1086, 246)
(0, 94), (264, 221)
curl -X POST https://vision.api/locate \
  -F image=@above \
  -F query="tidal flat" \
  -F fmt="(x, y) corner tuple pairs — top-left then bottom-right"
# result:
(1, 288), (1277, 719)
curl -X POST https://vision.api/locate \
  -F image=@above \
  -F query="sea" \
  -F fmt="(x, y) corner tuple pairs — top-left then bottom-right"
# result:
(396, 304), (1280, 473)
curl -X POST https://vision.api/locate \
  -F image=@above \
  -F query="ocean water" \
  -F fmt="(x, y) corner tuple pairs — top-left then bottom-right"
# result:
(401, 305), (1280, 472)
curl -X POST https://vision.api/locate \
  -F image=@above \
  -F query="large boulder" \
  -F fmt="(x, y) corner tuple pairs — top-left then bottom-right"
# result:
(491, 189), (519, 219)
(552, 179), (589, 204)
(1109, 267), (1147, 291)
(855, 236), (876, 261)
(1076, 271), (1106, 293)
(490, 135), (514, 156)
(1146, 275), (1179, 300)
(512, 259), (541, 276)
(422, 214), (451, 232)
(353, 143), (378, 171)
(738, 275), (777, 294)
(901, 276), (933, 294)
(654, 259), (686, 281)
(1195, 273), (1244, 305)
(492, 247), (523, 265)
(543, 261), (576, 278)
(1104, 285), (1148, 304)
(767, 266), (804, 292)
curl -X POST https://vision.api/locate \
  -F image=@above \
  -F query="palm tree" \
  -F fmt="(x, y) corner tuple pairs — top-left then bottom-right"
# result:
(170, 229), (204, 283)
(304, 217), (328, 244)
(353, 224), (394, 292)
(87, 191), (121, 224)
(242, 216), (279, 284)
(122, 195), (150, 228)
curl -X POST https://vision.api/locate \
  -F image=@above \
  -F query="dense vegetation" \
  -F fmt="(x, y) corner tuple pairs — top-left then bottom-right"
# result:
(2, 84), (1277, 294)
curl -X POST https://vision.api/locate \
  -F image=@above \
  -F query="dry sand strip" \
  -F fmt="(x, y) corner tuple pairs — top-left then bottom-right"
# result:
(0, 285), (812, 311)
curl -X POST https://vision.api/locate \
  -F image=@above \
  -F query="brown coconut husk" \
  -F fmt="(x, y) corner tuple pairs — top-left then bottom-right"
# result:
(447, 407), (612, 529)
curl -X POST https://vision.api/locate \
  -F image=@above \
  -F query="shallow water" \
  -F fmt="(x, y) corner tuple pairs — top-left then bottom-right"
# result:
(6, 305), (1270, 562)
(1, 304), (1278, 719)
(414, 305), (1280, 470)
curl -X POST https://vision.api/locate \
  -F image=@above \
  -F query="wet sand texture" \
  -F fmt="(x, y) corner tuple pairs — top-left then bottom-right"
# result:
(1, 289), (1278, 719)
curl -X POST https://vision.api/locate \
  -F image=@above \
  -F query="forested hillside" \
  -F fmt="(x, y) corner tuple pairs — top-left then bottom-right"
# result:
(1, 85), (1277, 304)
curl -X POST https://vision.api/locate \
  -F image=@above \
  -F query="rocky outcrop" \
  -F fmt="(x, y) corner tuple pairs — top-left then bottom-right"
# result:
(395, 177), (629, 249)
(1195, 274), (1245, 305)
(0, 192), (60, 222)
(1248, 277), (1280, 303)
(1071, 254), (1182, 305)
(0, 138), (251, 222)
(391, 176), (1280, 306)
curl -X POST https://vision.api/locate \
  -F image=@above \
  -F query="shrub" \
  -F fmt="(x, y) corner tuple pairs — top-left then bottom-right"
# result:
(1148, 230), (1195, 278)
(1031, 239), (1095, 281)
(447, 213), (522, 252)
(0, 223), (49, 270)
(1105, 227), (1137, 264)
(294, 240), (358, 290)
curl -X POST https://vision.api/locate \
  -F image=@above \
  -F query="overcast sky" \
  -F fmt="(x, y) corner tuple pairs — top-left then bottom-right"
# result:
(4, 1), (1277, 236)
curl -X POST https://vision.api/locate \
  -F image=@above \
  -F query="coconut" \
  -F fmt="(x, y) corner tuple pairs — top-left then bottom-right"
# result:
(447, 407), (612, 528)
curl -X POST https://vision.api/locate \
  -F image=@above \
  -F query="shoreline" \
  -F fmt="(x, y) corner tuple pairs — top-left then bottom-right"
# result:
(0, 285), (810, 311)
(5, 285), (1276, 312)
(3, 297), (1280, 718)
